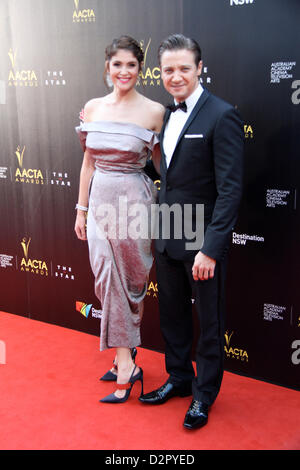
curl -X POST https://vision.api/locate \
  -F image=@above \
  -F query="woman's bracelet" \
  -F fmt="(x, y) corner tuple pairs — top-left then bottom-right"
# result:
(75, 203), (88, 212)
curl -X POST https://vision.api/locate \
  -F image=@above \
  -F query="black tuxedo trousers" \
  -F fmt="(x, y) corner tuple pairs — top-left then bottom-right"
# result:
(155, 248), (227, 406)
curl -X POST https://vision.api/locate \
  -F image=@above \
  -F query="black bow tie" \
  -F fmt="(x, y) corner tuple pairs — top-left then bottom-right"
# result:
(167, 101), (187, 113)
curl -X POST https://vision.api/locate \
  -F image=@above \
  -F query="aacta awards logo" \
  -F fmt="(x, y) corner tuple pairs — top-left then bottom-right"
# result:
(14, 145), (44, 185)
(147, 280), (158, 298)
(244, 124), (253, 139)
(72, 0), (96, 23)
(224, 331), (249, 362)
(8, 48), (38, 87)
(20, 237), (49, 276)
(137, 39), (161, 87)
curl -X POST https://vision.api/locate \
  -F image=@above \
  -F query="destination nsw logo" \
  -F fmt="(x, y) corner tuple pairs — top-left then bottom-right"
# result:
(76, 301), (92, 318)
(76, 301), (102, 319)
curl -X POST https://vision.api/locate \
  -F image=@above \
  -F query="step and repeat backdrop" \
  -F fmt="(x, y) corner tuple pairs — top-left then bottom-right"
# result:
(0, 0), (299, 390)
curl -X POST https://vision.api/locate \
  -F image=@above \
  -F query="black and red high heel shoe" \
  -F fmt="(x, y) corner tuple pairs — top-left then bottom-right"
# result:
(99, 347), (137, 381)
(99, 365), (144, 404)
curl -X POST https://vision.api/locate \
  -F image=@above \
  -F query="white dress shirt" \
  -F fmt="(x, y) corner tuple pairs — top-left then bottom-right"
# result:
(163, 84), (204, 168)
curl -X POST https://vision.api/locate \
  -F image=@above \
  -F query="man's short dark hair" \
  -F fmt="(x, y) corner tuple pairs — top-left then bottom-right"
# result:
(158, 34), (202, 67)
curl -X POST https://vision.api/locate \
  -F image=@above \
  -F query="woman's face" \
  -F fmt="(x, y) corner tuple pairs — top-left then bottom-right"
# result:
(108, 49), (140, 92)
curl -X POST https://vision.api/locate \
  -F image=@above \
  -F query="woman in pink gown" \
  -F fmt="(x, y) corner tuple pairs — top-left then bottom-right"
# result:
(75, 36), (164, 403)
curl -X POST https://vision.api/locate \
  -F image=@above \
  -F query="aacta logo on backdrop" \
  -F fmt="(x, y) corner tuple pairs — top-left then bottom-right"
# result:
(8, 49), (38, 87)
(72, 0), (96, 23)
(19, 237), (49, 276)
(13, 145), (71, 187)
(14, 145), (44, 185)
(137, 39), (161, 87)
(224, 331), (249, 362)
(147, 280), (158, 298)
(244, 124), (253, 139)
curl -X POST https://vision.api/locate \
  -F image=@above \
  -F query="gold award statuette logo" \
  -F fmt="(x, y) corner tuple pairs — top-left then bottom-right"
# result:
(20, 237), (48, 276)
(8, 48), (38, 87)
(14, 145), (44, 184)
(73, 0), (96, 22)
(224, 331), (248, 362)
(137, 39), (161, 87)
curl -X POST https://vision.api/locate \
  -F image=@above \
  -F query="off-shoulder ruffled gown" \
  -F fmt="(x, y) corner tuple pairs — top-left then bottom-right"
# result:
(76, 121), (158, 350)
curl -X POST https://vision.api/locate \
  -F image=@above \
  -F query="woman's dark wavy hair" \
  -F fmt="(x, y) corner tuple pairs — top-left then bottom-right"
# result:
(104, 35), (144, 87)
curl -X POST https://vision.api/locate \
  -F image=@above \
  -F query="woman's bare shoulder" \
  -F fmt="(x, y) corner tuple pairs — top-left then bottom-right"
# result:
(83, 97), (108, 122)
(142, 95), (165, 115)
(140, 96), (165, 131)
(84, 97), (104, 112)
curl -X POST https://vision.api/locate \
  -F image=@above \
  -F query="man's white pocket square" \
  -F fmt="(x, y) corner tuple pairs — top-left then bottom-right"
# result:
(184, 134), (204, 139)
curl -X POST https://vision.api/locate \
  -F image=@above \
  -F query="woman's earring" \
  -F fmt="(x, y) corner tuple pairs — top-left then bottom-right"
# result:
(106, 73), (113, 88)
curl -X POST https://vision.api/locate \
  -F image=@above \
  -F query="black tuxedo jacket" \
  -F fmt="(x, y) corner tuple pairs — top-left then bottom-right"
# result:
(154, 88), (244, 262)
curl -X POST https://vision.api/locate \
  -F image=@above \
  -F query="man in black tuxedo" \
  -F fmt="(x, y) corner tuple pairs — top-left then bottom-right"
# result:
(140, 34), (244, 429)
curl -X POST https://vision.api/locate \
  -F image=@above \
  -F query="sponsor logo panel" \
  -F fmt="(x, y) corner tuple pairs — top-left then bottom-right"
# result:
(232, 232), (264, 246)
(0, 144), (71, 189)
(1, 238), (77, 282)
(76, 301), (102, 319)
(269, 58), (299, 105)
(6, 49), (69, 90)
(230, 0), (254, 5)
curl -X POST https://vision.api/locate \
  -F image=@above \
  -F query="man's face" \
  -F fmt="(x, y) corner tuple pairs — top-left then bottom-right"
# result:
(160, 49), (202, 102)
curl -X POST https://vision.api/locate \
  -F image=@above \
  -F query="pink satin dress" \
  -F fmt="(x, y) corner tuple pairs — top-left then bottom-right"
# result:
(76, 121), (158, 350)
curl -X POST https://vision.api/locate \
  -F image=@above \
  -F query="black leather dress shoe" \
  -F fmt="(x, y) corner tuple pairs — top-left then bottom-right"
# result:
(183, 400), (209, 429)
(139, 381), (192, 404)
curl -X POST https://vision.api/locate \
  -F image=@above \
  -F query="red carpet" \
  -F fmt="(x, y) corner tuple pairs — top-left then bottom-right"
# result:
(0, 311), (299, 450)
